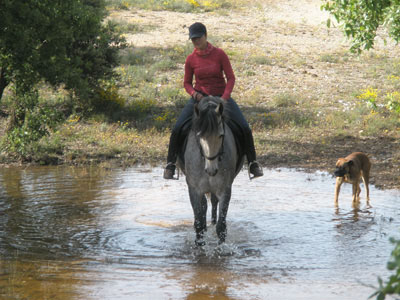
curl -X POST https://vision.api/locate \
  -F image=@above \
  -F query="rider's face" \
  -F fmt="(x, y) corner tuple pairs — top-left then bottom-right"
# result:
(191, 34), (208, 50)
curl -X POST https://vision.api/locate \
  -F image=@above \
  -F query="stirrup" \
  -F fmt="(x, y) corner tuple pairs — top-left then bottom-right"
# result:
(248, 161), (263, 180)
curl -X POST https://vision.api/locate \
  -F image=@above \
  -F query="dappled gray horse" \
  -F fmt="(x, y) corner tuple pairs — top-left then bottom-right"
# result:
(177, 96), (244, 246)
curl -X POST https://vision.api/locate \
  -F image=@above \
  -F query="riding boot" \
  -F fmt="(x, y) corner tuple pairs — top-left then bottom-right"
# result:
(249, 161), (263, 178)
(164, 131), (179, 179)
(163, 162), (176, 179)
(223, 98), (263, 179)
(246, 133), (263, 179)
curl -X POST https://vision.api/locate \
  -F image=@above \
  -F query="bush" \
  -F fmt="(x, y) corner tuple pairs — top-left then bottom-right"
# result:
(3, 91), (63, 158)
(93, 86), (126, 113)
(372, 238), (400, 300)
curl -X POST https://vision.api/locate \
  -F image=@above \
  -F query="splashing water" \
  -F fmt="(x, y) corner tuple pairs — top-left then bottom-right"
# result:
(0, 165), (399, 300)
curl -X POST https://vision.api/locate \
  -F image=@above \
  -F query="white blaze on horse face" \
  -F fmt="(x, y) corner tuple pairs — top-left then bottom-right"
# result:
(200, 123), (224, 175)
(199, 133), (222, 176)
(215, 103), (221, 115)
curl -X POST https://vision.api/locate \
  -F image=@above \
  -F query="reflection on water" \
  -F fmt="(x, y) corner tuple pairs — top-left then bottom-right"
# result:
(0, 165), (399, 300)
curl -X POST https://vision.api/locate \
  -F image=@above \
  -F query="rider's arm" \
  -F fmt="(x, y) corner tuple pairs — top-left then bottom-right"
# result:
(184, 55), (196, 97)
(220, 50), (235, 101)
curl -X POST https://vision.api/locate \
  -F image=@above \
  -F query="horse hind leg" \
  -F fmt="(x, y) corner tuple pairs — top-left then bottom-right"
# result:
(211, 194), (218, 225)
(189, 187), (207, 246)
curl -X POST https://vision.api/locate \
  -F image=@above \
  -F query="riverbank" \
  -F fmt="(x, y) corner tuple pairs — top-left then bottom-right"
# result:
(1, 0), (399, 190)
(1, 115), (399, 190)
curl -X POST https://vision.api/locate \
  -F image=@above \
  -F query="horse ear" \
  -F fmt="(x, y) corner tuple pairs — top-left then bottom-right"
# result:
(195, 103), (200, 116)
(215, 103), (223, 115)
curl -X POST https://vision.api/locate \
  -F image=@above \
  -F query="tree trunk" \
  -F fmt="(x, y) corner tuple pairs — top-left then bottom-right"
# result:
(0, 67), (10, 103)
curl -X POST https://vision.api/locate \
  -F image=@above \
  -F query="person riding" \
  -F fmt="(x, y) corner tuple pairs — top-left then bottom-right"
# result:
(163, 22), (263, 180)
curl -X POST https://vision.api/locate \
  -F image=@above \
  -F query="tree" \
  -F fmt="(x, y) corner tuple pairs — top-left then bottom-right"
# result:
(0, 0), (125, 102)
(321, 0), (400, 53)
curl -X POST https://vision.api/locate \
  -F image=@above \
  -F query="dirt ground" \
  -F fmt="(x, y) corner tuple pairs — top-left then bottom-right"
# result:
(257, 134), (400, 190)
(1, 0), (398, 192)
(111, 0), (400, 190)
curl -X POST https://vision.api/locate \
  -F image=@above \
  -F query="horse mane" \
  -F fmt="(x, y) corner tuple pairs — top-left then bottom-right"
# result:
(193, 96), (224, 137)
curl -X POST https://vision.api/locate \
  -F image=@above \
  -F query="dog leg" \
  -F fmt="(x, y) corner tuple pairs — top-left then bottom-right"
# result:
(362, 173), (370, 202)
(352, 183), (359, 203)
(356, 183), (361, 201)
(334, 178), (343, 205)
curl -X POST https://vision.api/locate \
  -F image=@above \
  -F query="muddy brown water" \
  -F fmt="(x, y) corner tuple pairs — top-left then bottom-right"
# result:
(0, 165), (399, 300)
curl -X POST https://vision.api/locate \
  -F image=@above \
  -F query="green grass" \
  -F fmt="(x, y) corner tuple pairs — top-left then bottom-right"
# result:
(0, 0), (400, 176)
(106, 0), (234, 12)
(113, 20), (156, 34)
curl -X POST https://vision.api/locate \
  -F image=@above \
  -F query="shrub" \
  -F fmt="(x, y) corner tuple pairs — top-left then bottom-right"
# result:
(249, 55), (274, 66)
(372, 238), (400, 300)
(3, 91), (63, 158)
(272, 93), (299, 108)
(93, 86), (126, 113)
(358, 87), (378, 110)
(385, 92), (400, 114)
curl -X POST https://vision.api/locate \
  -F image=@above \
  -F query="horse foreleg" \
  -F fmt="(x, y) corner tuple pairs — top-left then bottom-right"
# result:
(189, 187), (207, 246)
(211, 194), (218, 225)
(216, 188), (231, 244)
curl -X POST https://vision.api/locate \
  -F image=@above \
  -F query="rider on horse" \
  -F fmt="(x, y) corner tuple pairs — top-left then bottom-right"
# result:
(163, 22), (263, 180)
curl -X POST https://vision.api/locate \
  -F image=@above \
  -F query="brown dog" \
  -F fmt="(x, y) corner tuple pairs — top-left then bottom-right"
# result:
(334, 152), (371, 205)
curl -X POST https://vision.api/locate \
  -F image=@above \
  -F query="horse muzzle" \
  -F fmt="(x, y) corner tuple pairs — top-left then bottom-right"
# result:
(204, 159), (219, 176)
(205, 167), (218, 176)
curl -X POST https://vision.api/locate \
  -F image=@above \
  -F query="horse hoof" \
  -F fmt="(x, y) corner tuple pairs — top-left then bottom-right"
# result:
(195, 239), (205, 247)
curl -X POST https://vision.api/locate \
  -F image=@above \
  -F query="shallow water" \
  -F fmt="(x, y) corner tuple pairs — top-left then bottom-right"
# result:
(0, 165), (399, 300)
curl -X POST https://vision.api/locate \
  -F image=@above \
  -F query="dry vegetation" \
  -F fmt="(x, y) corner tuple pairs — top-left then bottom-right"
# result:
(107, 0), (400, 189)
(1, 0), (399, 190)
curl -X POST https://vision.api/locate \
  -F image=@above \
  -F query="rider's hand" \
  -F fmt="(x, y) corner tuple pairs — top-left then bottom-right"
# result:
(193, 92), (203, 102)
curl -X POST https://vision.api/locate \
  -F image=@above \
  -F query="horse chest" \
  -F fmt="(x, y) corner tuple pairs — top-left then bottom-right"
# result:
(187, 174), (229, 194)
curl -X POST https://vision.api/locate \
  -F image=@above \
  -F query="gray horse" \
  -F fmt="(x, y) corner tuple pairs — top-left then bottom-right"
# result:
(177, 96), (244, 246)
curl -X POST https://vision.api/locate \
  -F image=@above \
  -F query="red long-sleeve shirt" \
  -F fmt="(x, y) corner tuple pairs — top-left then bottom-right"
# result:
(184, 43), (235, 100)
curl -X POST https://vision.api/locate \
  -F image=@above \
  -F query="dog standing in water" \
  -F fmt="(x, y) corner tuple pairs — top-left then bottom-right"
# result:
(334, 152), (371, 205)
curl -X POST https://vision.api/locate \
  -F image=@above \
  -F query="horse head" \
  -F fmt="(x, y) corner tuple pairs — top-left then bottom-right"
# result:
(193, 96), (225, 176)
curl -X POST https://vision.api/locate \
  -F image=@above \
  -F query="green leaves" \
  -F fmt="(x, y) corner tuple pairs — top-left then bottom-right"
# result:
(321, 0), (394, 53)
(370, 237), (400, 300)
(0, 0), (126, 102)
(4, 91), (64, 158)
(0, 0), (127, 157)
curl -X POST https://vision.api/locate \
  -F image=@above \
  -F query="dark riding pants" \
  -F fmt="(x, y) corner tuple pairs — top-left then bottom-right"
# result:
(166, 97), (257, 164)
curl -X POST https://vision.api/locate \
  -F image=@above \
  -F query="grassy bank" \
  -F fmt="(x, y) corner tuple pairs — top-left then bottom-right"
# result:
(0, 0), (399, 189)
